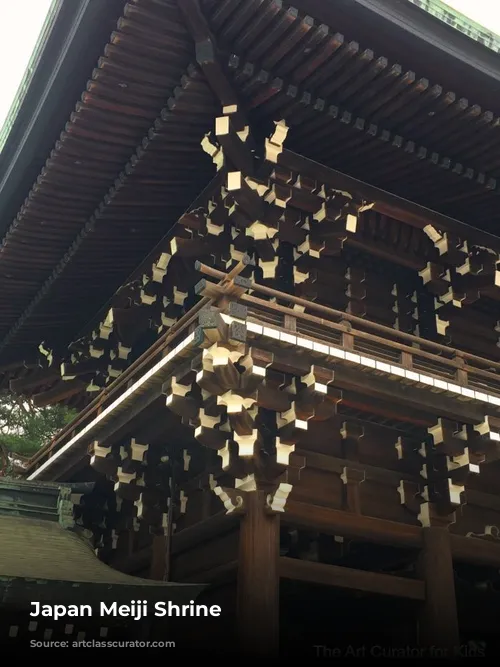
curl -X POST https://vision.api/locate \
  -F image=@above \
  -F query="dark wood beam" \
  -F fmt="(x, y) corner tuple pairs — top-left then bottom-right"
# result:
(284, 499), (422, 549)
(112, 512), (238, 574)
(176, 0), (240, 107)
(278, 149), (500, 251)
(279, 556), (425, 601)
(32, 379), (86, 408)
(331, 364), (485, 424)
(10, 367), (59, 394)
(449, 532), (500, 569)
(174, 511), (239, 556)
(183, 560), (237, 584)
(284, 500), (500, 568)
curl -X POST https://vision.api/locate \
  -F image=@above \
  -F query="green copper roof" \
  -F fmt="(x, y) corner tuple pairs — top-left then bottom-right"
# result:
(0, 0), (59, 154)
(407, 0), (500, 53)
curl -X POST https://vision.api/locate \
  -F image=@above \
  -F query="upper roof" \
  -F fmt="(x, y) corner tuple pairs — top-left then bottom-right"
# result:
(1, 0), (500, 384)
(407, 0), (500, 55)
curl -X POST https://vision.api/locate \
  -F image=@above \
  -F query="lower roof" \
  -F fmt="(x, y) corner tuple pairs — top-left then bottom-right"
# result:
(0, 514), (166, 585)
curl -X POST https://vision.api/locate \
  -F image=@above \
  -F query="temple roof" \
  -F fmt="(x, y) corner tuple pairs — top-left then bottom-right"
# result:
(0, 478), (189, 589)
(0, 514), (163, 585)
(2, 0), (500, 400)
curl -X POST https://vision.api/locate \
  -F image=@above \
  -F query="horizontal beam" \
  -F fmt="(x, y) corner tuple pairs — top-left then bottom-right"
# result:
(112, 511), (238, 574)
(279, 557), (425, 600)
(284, 500), (500, 568)
(177, 556), (426, 602)
(32, 379), (86, 408)
(284, 500), (422, 549)
(449, 533), (500, 569)
(184, 560), (237, 584)
(279, 149), (500, 251)
(10, 368), (59, 394)
(331, 364), (484, 424)
(173, 512), (239, 556)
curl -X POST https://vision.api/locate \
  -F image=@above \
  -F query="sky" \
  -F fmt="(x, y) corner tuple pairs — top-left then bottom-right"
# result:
(0, 0), (498, 151)
(442, 0), (500, 36)
(0, 0), (53, 136)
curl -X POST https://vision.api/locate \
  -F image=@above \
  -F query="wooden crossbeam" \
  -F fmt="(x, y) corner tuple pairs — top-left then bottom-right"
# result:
(278, 150), (500, 252)
(182, 557), (426, 601)
(10, 368), (60, 394)
(279, 557), (425, 600)
(284, 499), (500, 567)
(176, 0), (241, 107)
(32, 379), (86, 408)
(284, 499), (422, 548)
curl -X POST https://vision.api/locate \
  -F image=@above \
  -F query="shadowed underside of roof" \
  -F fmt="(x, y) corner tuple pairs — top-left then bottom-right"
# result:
(1, 0), (500, 390)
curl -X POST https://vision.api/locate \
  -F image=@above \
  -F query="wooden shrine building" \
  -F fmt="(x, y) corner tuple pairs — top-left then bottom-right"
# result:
(2, 0), (500, 657)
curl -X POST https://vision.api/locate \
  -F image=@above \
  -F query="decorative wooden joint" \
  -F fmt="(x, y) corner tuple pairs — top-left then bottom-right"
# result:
(89, 440), (115, 475)
(296, 365), (340, 420)
(265, 119), (289, 163)
(258, 251), (279, 280)
(183, 449), (191, 472)
(163, 367), (198, 420)
(198, 308), (230, 345)
(213, 485), (245, 514)
(277, 404), (308, 444)
(208, 338), (246, 372)
(179, 490), (188, 514)
(419, 262), (451, 297)
(341, 422), (364, 459)
(194, 408), (231, 450)
(238, 357), (268, 394)
(341, 466), (365, 514)
(474, 415), (500, 443)
(129, 438), (148, 463)
(89, 346), (105, 359)
(435, 312), (449, 336)
(428, 418), (468, 456)
(233, 430), (259, 458)
(266, 482), (293, 513)
(114, 468), (144, 501)
(275, 438), (296, 467)
(217, 442), (232, 470)
(217, 390), (257, 414)
(286, 453), (306, 485)
(395, 437), (420, 466)
(235, 474), (257, 492)
(418, 499), (456, 528)
(151, 251), (171, 283)
(134, 494), (146, 520)
(398, 480), (423, 515)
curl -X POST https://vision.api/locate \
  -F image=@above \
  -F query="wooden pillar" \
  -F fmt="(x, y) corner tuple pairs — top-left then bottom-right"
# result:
(149, 534), (167, 580)
(237, 491), (280, 657)
(418, 527), (460, 656)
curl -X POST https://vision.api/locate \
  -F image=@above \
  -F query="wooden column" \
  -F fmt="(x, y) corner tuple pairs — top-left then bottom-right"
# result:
(149, 535), (167, 580)
(418, 527), (460, 655)
(237, 491), (280, 657)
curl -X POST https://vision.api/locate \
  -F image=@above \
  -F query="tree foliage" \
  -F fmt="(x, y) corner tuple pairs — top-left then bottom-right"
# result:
(0, 390), (76, 459)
